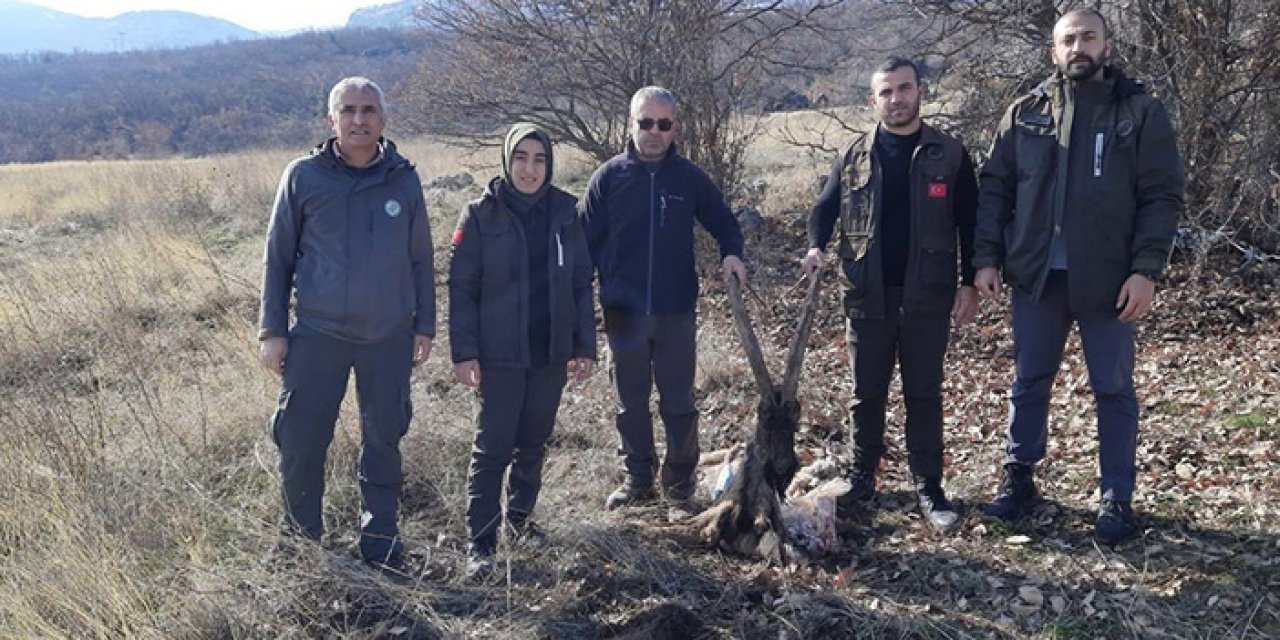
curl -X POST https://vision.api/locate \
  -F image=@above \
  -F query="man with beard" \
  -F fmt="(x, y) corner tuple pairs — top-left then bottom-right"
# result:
(802, 57), (978, 532)
(973, 9), (1184, 544)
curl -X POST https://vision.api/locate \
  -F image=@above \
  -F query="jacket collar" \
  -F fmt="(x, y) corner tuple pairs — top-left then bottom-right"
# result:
(857, 121), (946, 155)
(624, 139), (680, 167)
(312, 136), (408, 174)
(1031, 66), (1146, 103)
(480, 176), (576, 227)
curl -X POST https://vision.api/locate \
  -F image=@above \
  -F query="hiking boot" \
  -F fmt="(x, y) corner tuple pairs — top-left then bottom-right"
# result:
(506, 518), (548, 547)
(915, 476), (960, 533)
(662, 481), (695, 504)
(1094, 500), (1137, 546)
(464, 542), (495, 580)
(836, 466), (876, 517)
(605, 483), (656, 511)
(984, 463), (1038, 521)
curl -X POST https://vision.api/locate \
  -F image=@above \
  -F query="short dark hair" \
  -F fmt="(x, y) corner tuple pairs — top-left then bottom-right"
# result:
(1058, 8), (1109, 37)
(873, 56), (921, 85)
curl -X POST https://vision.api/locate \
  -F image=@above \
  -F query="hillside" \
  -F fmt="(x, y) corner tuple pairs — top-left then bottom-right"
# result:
(0, 0), (258, 54)
(0, 28), (433, 164)
(0, 123), (1276, 637)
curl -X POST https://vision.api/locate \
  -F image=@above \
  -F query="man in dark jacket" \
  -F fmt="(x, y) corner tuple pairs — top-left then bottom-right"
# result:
(973, 10), (1184, 545)
(803, 57), (978, 532)
(448, 123), (596, 578)
(258, 77), (435, 576)
(581, 86), (747, 510)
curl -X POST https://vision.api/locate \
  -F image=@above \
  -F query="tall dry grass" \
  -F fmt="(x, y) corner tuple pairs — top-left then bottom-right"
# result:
(0, 133), (680, 638)
(4, 121), (1276, 639)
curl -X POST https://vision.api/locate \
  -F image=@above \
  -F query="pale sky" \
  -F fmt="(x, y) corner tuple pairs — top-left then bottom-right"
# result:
(28, 0), (389, 33)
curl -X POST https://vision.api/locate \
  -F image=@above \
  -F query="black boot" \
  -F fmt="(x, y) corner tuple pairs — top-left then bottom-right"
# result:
(465, 538), (496, 580)
(984, 463), (1038, 521)
(836, 464), (877, 518)
(1094, 500), (1137, 546)
(915, 476), (960, 532)
(604, 482), (656, 511)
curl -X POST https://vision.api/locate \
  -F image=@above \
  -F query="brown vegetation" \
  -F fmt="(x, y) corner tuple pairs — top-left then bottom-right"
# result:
(1, 123), (1277, 637)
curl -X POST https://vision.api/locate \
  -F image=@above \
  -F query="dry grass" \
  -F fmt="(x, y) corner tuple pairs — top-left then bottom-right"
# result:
(1, 124), (1277, 639)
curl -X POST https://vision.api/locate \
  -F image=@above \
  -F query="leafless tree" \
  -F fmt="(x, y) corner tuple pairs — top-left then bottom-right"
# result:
(398, 0), (842, 192)
(860, 0), (1280, 253)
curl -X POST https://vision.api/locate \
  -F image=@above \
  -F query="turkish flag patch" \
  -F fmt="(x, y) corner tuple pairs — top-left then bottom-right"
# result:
(927, 182), (948, 198)
(451, 228), (464, 246)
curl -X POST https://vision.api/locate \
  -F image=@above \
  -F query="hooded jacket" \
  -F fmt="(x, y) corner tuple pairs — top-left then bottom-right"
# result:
(447, 126), (596, 368)
(579, 142), (744, 315)
(258, 137), (435, 344)
(974, 67), (1184, 314)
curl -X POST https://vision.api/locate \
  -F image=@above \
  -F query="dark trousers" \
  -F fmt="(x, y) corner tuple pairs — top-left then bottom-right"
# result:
(270, 325), (413, 562)
(1006, 271), (1138, 501)
(846, 287), (951, 479)
(466, 363), (567, 549)
(604, 309), (699, 492)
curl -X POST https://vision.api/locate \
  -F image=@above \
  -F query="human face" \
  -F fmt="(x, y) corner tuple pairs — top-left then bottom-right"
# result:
(630, 98), (678, 162)
(1051, 12), (1110, 82)
(869, 66), (924, 134)
(510, 136), (548, 195)
(326, 87), (385, 156)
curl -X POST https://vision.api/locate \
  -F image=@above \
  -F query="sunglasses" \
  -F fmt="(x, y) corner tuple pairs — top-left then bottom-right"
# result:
(636, 118), (674, 132)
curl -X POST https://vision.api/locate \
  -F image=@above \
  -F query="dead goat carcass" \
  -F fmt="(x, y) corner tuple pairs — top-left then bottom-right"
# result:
(691, 267), (823, 562)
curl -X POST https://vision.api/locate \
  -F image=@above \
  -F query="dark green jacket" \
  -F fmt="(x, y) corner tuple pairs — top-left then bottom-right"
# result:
(831, 124), (973, 319)
(974, 68), (1184, 314)
(448, 178), (596, 368)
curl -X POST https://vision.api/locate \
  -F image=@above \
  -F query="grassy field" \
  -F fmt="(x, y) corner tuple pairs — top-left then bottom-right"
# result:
(1, 121), (1277, 639)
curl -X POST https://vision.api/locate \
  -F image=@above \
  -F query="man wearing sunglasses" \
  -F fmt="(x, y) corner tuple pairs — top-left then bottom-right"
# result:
(802, 57), (978, 532)
(581, 85), (747, 510)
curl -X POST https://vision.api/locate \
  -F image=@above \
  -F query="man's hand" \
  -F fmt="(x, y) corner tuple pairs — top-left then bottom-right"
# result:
(974, 267), (1002, 299)
(800, 248), (824, 276)
(412, 335), (433, 367)
(569, 357), (594, 382)
(1116, 273), (1156, 322)
(259, 336), (288, 376)
(722, 255), (748, 285)
(952, 285), (979, 325)
(453, 360), (481, 387)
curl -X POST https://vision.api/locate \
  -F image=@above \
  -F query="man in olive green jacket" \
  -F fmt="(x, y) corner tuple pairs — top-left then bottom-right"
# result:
(973, 9), (1184, 545)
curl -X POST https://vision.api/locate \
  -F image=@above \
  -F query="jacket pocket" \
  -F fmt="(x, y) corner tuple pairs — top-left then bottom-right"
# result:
(838, 170), (872, 260)
(919, 244), (958, 290)
(1015, 121), (1057, 181)
(294, 254), (344, 320)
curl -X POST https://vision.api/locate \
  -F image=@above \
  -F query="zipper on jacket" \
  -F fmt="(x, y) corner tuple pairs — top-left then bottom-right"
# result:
(1037, 94), (1073, 301)
(646, 169), (657, 315)
(555, 232), (564, 267)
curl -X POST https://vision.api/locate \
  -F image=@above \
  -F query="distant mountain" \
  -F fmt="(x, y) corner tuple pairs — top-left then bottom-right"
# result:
(346, 0), (423, 30)
(0, 28), (433, 163)
(0, 0), (259, 55)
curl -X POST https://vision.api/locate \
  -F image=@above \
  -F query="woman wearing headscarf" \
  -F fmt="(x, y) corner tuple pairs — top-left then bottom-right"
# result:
(447, 123), (596, 578)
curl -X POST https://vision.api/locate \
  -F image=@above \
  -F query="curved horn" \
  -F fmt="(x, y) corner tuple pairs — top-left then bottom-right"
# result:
(780, 264), (824, 400)
(727, 274), (774, 396)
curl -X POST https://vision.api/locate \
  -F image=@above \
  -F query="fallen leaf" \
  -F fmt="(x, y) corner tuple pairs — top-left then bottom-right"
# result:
(1050, 595), (1067, 613)
(1018, 585), (1044, 607)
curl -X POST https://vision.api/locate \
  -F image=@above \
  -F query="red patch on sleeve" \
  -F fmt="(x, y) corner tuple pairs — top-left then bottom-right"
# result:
(927, 182), (948, 198)
(451, 228), (464, 246)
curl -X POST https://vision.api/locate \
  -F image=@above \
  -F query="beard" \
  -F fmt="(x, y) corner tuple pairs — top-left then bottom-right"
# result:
(1060, 53), (1106, 81)
(882, 101), (920, 127)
